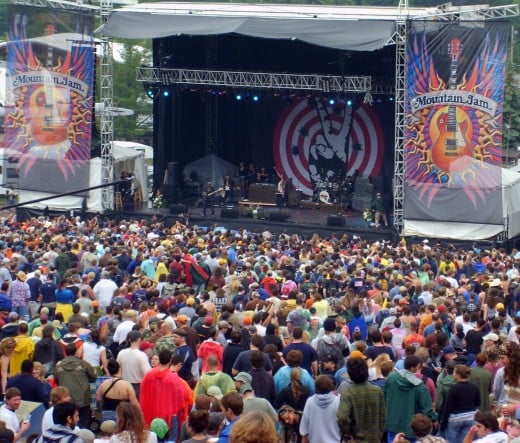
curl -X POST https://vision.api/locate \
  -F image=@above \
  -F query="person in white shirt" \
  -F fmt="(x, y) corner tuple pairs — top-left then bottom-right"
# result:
(93, 272), (118, 308)
(116, 331), (151, 399)
(113, 310), (138, 345)
(0, 387), (30, 441)
(41, 386), (72, 434)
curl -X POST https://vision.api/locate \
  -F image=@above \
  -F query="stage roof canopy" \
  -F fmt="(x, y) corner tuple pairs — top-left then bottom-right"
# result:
(100, 2), (436, 51)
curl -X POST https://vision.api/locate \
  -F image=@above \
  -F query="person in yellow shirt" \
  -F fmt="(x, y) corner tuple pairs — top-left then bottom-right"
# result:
(10, 323), (35, 376)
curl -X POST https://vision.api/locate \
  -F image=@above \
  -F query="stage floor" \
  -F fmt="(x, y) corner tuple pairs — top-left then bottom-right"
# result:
(112, 199), (398, 242)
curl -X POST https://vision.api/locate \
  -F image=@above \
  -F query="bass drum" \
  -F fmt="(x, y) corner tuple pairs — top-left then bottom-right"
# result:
(319, 190), (330, 204)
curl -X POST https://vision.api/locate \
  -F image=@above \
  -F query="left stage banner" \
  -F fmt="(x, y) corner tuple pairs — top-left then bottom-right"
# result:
(4, 5), (95, 195)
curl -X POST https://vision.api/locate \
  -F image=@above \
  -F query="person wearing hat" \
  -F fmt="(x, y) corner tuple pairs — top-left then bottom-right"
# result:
(207, 385), (224, 403)
(97, 419), (116, 441)
(482, 332), (500, 353)
(240, 383), (278, 424)
(178, 297), (197, 320)
(233, 372), (253, 393)
(150, 418), (169, 442)
(7, 271), (30, 321)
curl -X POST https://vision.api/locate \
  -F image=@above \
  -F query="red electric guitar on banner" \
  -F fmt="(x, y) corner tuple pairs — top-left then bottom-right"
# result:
(430, 38), (473, 173)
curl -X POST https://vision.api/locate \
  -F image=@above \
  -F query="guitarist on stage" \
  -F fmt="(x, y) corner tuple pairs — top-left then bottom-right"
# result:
(202, 181), (218, 217)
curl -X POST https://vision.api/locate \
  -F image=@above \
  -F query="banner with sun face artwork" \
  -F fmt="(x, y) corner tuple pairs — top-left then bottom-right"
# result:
(404, 22), (509, 225)
(4, 5), (94, 195)
(273, 98), (384, 196)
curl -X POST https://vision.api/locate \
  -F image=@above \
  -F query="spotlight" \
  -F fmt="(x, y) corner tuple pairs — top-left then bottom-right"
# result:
(329, 98), (335, 105)
(163, 90), (169, 97)
(253, 95), (259, 102)
(146, 89), (154, 98)
(236, 94), (242, 101)
(389, 97), (394, 102)
(346, 99), (353, 106)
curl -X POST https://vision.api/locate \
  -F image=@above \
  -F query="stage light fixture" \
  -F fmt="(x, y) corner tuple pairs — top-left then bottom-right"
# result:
(346, 99), (353, 106)
(253, 95), (259, 102)
(146, 89), (154, 98)
(329, 98), (335, 105)
(236, 94), (242, 101)
(163, 90), (169, 97)
(389, 97), (394, 102)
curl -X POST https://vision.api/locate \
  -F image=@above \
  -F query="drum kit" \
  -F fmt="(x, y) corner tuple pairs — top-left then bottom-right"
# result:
(313, 177), (348, 204)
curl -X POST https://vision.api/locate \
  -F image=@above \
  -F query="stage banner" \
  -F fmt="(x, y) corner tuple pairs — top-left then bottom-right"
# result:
(404, 22), (509, 224)
(4, 5), (95, 195)
(273, 98), (384, 196)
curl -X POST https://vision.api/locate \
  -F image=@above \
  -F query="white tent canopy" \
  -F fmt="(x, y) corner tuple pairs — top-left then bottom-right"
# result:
(100, 2), (435, 51)
(403, 165), (520, 240)
(18, 144), (148, 212)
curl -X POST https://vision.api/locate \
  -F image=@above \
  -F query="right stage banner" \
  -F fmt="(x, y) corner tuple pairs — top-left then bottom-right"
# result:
(404, 22), (510, 224)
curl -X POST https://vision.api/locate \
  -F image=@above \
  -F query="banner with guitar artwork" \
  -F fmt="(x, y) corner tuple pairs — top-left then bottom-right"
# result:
(4, 5), (95, 194)
(404, 22), (510, 224)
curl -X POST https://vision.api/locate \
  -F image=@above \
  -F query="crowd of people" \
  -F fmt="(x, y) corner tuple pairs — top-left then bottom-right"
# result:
(0, 212), (518, 443)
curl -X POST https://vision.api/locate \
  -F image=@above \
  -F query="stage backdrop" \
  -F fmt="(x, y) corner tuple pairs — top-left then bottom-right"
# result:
(273, 98), (384, 196)
(4, 5), (94, 194)
(404, 21), (509, 224)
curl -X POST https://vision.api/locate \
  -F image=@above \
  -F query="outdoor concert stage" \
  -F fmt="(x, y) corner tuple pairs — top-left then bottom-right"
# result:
(108, 198), (397, 242)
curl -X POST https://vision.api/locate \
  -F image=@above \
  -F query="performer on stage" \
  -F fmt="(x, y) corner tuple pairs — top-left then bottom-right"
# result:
(238, 161), (248, 200)
(274, 166), (286, 210)
(371, 192), (388, 228)
(119, 170), (134, 204)
(202, 181), (217, 217)
(223, 173), (235, 204)
(343, 169), (359, 211)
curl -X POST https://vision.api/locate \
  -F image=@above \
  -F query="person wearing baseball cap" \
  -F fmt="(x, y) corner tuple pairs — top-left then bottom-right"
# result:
(234, 372), (253, 392)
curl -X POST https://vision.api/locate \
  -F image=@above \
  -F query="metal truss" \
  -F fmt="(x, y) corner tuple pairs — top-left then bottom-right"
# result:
(393, 0), (408, 236)
(412, 3), (519, 21)
(137, 67), (372, 93)
(12, 0), (98, 11)
(99, 0), (114, 211)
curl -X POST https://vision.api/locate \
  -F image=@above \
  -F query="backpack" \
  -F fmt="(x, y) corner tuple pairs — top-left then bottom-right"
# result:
(316, 336), (345, 370)
(287, 310), (304, 328)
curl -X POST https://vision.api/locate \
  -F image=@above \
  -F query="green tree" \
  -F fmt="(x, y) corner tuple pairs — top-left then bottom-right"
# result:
(111, 41), (153, 140)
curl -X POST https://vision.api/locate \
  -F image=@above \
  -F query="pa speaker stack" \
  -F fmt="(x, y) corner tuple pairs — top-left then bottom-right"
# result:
(169, 203), (187, 214)
(327, 214), (346, 227)
(268, 210), (290, 222)
(220, 206), (238, 218)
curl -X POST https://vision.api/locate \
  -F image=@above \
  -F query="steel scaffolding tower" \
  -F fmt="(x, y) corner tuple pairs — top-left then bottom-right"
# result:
(99, 0), (114, 211)
(392, 0), (408, 236)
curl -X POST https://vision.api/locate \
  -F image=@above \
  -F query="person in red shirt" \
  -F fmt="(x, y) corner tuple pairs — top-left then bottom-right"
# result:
(197, 327), (223, 373)
(140, 349), (192, 441)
